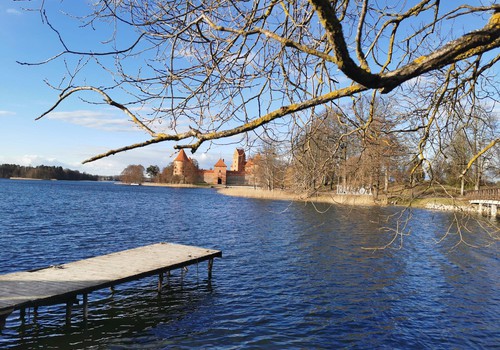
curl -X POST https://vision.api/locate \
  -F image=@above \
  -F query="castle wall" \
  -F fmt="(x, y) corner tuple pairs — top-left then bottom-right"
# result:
(200, 171), (254, 186)
(200, 170), (214, 184)
(226, 171), (246, 186)
(200, 168), (227, 185)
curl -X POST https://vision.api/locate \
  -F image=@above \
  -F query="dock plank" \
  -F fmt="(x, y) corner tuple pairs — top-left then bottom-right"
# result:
(0, 242), (221, 315)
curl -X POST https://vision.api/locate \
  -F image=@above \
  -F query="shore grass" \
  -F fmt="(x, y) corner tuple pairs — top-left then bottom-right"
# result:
(141, 182), (479, 213)
(217, 185), (478, 212)
(217, 187), (383, 207)
(141, 182), (207, 188)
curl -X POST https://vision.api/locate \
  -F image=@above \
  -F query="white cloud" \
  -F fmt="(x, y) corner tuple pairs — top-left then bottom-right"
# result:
(403, 74), (434, 88)
(0, 143), (239, 176)
(17, 155), (59, 167)
(0, 110), (15, 116)
(173, 46), (197, 59)
(0, 154), (69, 169)
(1, 154), (127, 176)
(6, 8), (22, 15)
(46, 110), (142, 132)
(74, 143), (175, 175)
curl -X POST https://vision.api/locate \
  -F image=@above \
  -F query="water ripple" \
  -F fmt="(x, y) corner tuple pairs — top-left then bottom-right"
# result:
(0, 180), (498, 349)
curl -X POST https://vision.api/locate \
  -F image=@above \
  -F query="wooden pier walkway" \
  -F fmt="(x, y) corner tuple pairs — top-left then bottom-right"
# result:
(0, 242), (222, 327)
(466, 188), (500, 218)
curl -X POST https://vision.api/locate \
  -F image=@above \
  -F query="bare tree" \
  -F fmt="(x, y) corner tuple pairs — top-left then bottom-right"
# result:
(429, 105), (498, 193)
(29, 1), (498, 168)
(121, 165), (145, 184)
(183, 159), (200, 184)
(159, 163), (174, 183)
(463, 106), (498, 191)
(291, 96), (410, 198)
(290, 109), (346, 193)
(253, 141), (287, 191)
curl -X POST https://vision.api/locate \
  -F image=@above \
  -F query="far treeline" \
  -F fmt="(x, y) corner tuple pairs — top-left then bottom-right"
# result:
(0, 164), (99, 181)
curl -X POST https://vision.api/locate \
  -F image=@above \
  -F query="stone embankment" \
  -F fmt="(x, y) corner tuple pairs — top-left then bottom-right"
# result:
(219, 187), (496, 217)
(138, 183), (496, 217)
(217, 187), (381, 206)
(424, 202), (476, 213)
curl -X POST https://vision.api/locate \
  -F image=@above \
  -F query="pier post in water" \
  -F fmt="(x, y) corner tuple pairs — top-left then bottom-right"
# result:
(82, 294), (88, 320)
(208, 258), (214, 280)
(158, 273), (164, 293)
(65, 301), (72, 326)
(0, 309), (13, 330)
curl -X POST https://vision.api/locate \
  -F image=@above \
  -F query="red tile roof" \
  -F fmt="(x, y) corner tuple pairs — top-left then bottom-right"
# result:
(214, 159), (227, 168)
(174, 149), (190, 162)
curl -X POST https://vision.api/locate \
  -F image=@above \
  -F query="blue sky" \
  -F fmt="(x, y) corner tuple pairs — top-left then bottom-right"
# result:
(1, 2), (497, 176)
(0, 2), (237, 176)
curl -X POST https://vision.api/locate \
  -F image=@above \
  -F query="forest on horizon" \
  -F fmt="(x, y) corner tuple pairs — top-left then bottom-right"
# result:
(0, 164), (99, 181)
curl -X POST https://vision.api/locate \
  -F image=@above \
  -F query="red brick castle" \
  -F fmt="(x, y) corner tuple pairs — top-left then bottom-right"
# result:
(173, 148), (255, 185)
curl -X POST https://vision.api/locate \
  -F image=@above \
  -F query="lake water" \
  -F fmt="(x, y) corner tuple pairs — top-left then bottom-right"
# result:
(0, 179), (498, 349)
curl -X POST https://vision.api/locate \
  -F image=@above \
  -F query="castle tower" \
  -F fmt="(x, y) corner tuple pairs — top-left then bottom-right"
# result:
(230, 148), (246, 172)
(214, 158), (227, 185)
(173, 149), (190, 177)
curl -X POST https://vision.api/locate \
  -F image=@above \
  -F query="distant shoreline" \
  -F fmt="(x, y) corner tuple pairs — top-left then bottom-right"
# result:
(140, 182), (206, 188)
(134, 182), (479, 214)
(216, 187), (480, 214)
(216, 186), (381, 206)
(141, 181), (378, 205)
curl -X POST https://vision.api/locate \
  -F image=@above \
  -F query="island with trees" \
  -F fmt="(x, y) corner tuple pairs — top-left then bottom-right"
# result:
(0, 164), (99, 181)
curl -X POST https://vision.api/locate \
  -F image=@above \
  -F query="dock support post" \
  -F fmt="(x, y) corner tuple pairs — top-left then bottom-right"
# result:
(158, 273), (163, 293)
(492, 204), (497, 218)
(19, 308), (26, 321)
(0, 309), (13, 329)
(478, 203), (483, 214)
(208, 258), (214, 280)
(0, 315), (7, 329)
(82, 294), (88, 320)
(33, 306), (38, 318)
(65, 301), (72, 326)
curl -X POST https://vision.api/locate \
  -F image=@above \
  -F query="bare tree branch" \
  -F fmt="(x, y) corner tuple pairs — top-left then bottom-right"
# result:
(28, 0), (499, 168)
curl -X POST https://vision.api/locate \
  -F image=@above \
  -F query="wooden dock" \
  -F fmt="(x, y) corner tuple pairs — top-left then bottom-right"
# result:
(0, 242), (222, 327)
(469, 199), (500, 218)
(467, 188), (500, 218)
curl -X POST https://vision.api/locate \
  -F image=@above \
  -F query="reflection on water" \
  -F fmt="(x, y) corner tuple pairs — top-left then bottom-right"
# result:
(0, 180), (498, 349)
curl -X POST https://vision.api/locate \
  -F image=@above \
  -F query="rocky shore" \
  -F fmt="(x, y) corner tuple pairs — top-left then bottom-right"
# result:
(216, 186), (483, 215)
(139, 182), (485, 215)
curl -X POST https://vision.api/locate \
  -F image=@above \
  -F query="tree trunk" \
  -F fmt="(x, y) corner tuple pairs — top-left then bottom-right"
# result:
(384, 167), (389, 194)
(474, 162), (481, 191)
